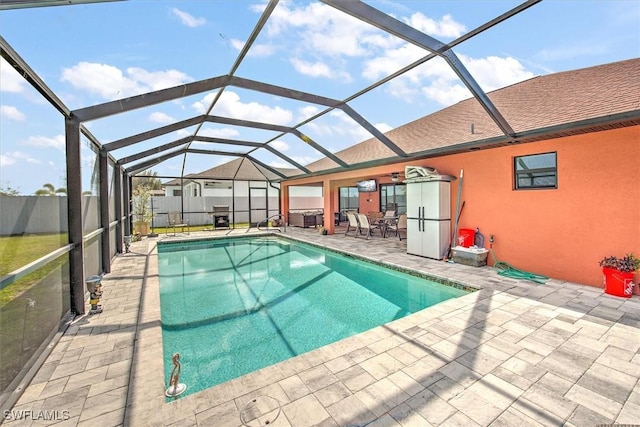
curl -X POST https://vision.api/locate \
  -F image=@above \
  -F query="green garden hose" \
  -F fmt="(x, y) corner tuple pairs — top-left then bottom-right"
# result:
(489, 241), (548, 285)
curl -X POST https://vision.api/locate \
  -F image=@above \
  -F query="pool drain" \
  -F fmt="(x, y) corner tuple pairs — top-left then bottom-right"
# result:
(239, 396), (281, 426)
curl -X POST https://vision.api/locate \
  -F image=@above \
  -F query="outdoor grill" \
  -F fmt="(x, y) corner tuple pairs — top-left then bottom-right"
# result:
(212, 205), (229, 229)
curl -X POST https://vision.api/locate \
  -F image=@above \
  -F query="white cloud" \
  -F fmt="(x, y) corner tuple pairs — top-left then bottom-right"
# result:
(171, 8), (207, 28)
(23, 134), (65, 151)
(404, 12), (466, 38)
(419, 55), (535, 106)
(267, 2), (397, 57)
(253, 2), (464, 89)
(270, 140), (289, 152)
(362, 43), (426, 81)
(269, 154), (319, 169)
(61, 62), (192, 100)
(329, 110), (370, 142)
(0, 105), (26, 121)
(198, 127), (240, 138)
(176, 127), (241, 149)
(258, 2), (467, 84)
(126, 67), (193, 92)
(230, 38), (277, 57)
(289, 58), (352, 82)
(375, 122), (393, 133)
(0, 154), (16, 167)
(465, 55), (536, 91)
(190, 127), (247, 149)
(193, 91), (293, 125)
(0, 57), (27, 93)
(421, 83), (470, 106)
(149, 112), (174, 124)
(297, 106), (321, 122)
(0, 151), (41, 167)
(302, 110), (371, 145)
(365, 47), (535, 105)
(175, 129), (192, 139)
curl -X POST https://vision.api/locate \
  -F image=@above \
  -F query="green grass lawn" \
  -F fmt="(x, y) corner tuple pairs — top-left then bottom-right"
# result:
(149, 223), (250, 236)
(0, 223), (256, 390)
(0, 234), (68, 306)
(0, 224), (253, 304)
(0, 235), (71, 390)
(0, 234), (67, 277)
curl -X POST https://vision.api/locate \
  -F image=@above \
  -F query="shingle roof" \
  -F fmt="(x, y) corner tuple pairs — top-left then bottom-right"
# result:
(306, 58), (640, 173)
(163, 157), (299, 184)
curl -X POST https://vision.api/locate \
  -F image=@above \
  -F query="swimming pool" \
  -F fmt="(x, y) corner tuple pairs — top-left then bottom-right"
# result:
(157, 236), (469, 398)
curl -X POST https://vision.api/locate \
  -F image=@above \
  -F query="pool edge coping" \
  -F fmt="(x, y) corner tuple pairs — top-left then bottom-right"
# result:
(126, 232), (500, 420)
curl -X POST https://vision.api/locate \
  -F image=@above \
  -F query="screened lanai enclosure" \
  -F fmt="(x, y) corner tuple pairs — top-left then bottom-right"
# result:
(4, 0), (633, 413)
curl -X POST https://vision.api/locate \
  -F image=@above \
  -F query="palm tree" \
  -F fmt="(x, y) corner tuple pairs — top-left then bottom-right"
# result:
(34, 183), (67, 196)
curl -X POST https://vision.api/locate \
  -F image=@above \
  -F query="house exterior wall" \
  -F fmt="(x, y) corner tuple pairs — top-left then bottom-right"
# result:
(281, 125), (640, 288)
(288, 186), (324, 211)
(423, 126), (639, 288)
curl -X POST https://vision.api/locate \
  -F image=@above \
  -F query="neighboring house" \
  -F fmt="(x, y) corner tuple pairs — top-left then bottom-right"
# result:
(279, 58), (640, 288)
(162, 157), (297, 197)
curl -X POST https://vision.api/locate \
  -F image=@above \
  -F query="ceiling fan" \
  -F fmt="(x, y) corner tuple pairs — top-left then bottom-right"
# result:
(381, 171), (403, 182)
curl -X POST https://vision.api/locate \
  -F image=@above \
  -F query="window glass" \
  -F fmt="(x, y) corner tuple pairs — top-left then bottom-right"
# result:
(339, 187), (358, 211)
(380, 184), (406, 214)
(514, 152), (557, 189)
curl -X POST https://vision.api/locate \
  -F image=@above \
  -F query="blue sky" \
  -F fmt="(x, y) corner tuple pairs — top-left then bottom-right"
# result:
(1, 0), (639, 195)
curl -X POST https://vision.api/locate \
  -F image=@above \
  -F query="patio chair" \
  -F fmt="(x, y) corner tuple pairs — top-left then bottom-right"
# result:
(167, 211), (189, 236)
(357, 213), (381, 239)
(345, 212), (359, 237)
(384, 213), (407, 240)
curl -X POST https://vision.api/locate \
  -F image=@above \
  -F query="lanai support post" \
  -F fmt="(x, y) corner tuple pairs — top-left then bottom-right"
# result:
(65, 117), (86, 315)
(124, 175), (132, 236)
(280, 182), (289, 227)
(114, 164), (123, 254)
(99, 150), (111, 273)
(322, 178), (336, 235)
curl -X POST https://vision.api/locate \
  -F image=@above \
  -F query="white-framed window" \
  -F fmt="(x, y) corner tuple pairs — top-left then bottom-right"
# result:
(514, 152), (557, 190)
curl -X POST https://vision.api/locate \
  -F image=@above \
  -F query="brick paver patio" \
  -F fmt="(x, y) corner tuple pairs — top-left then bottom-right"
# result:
(5, 227), (640, 426)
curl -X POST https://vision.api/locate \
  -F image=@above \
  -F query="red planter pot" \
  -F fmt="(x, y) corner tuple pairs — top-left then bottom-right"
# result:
(603, 267), (635, 298)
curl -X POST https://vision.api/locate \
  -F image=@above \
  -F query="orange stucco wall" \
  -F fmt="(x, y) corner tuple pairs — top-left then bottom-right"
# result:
(282, 126), (640, 287)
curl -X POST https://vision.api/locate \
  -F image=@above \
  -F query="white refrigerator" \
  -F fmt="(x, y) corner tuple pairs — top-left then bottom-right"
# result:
(405, 176), (453, 259)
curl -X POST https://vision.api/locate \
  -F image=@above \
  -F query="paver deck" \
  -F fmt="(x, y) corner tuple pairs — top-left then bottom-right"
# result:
(4, 227), (640, 426)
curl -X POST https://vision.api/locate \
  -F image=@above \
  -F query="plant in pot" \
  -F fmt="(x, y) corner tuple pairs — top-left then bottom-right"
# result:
(599, 253), (639, 298)
(132, 184), (153, 236)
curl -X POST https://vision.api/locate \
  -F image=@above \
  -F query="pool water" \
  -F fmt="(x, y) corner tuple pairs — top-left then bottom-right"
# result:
(157, 237), (469, 398)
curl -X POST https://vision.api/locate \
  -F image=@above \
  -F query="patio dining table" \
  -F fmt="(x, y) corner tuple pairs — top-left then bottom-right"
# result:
(367, 214), (398, 237)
